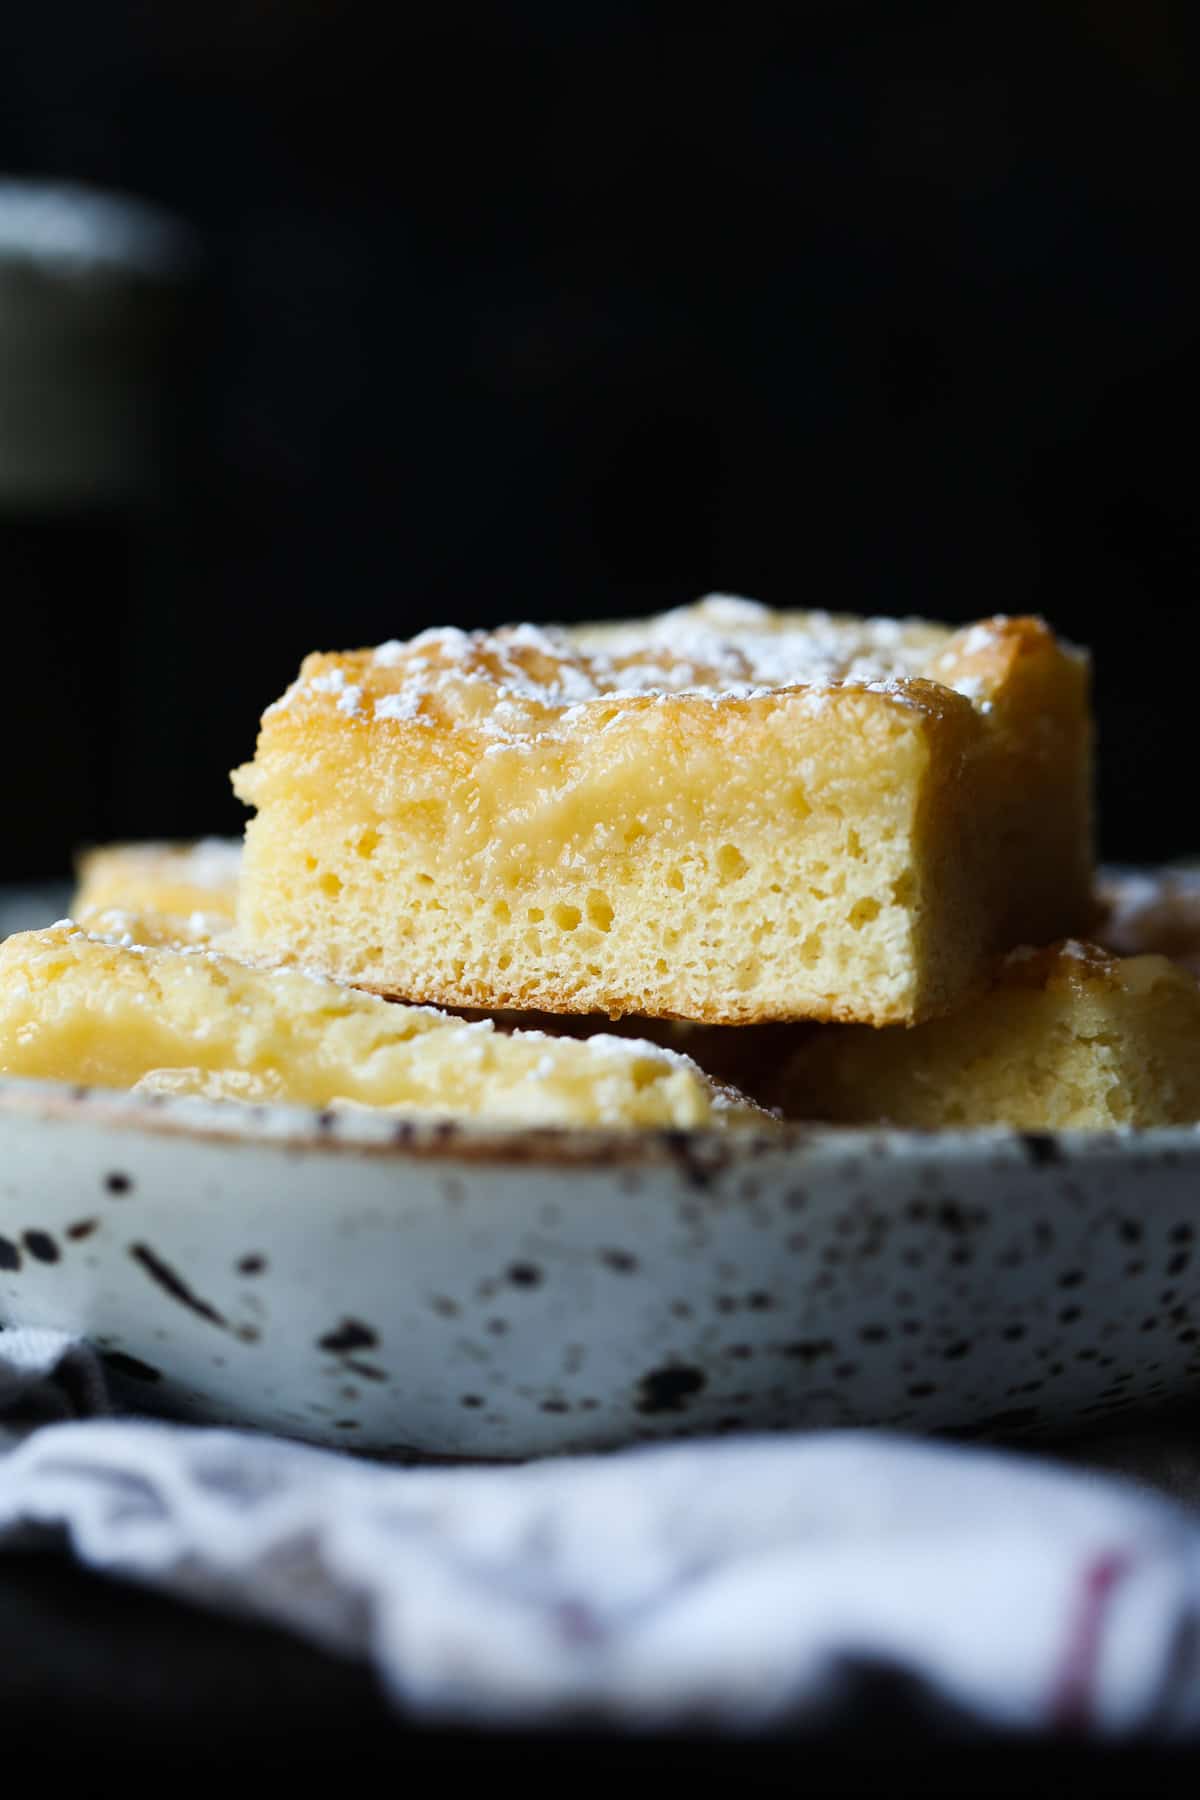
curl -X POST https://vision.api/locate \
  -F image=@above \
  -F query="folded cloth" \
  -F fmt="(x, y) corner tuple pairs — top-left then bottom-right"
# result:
(2, 1327), (1200, 1737)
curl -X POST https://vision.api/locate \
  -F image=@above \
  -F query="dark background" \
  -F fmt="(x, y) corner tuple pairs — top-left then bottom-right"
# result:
(1, 1), (1197, 879)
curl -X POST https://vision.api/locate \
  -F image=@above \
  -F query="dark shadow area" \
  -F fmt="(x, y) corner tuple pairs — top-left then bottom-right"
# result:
(4, 1544), (1200, 1788)
(1, 4), (1198, 874)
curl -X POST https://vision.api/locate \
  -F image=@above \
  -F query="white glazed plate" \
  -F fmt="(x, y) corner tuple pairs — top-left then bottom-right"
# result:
(2, 1074), (1198, 1457)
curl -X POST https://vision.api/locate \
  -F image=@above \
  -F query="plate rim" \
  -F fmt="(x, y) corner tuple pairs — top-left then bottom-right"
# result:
(3, 1071), (1199, 1171)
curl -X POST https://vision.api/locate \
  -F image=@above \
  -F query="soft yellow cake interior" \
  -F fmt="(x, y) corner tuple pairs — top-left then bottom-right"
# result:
(72, 839), (241, 947)
(231, 597), (1093, 1027)
(778, 940), (1200, 1128)
(0, 925), (768, 1129)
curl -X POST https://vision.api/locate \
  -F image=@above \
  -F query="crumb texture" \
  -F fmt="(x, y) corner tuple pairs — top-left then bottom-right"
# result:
(0, 926), (767, 1129)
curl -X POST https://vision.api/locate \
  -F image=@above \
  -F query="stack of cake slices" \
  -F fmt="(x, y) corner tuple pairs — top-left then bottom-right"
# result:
(5, 595), (1200, 1130)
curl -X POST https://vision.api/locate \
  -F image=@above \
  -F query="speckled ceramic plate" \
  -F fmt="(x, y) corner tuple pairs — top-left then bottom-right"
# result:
(2, 1075), (1199, 1457)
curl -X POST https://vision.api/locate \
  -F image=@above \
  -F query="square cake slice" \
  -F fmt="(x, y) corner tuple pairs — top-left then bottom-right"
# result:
(1094, 866), (1200, 974)
(230, 597), (1093, 1025)
(776, 941), (1200, 1128)
(73, 838), (241, 917)
(73, 839), (241, 943)
(0, 926), (767, 1129)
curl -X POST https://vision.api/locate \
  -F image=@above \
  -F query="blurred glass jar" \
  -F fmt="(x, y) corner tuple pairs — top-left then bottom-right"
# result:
(0, 179), (196, 505)
(0, 180), (200, 881)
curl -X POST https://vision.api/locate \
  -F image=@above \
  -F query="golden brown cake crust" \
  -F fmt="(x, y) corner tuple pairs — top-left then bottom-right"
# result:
(245, 604), (1065, 740)
(294, 603), (951, 711)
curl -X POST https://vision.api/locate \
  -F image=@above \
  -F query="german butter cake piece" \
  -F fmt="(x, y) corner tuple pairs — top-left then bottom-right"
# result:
(73, 838), (240, 946)
(777, 940), (1200, 1128)
(0, 925), (766, 1129)
(1094, 867), (1200, 974)
(230, 596), (1093, 1026)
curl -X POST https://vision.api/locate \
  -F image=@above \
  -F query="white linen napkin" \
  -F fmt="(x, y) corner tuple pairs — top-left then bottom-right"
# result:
(3, 1325), (1200, 1736)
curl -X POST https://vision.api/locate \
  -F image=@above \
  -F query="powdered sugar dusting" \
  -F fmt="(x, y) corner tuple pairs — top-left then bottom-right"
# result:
(182, 839), (241, 886)
(692, 593), (771, 626)
(279, 595), (1002, 745)
(961, 622), (998, 655)
(309, 668), (363, 717)
(572, 596), (946, 694)
(1095, 867), (1200, 976)
(374, 689), (428, 724)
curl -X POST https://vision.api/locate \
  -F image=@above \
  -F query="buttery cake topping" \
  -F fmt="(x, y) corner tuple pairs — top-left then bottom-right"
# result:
(271, 597), (1016, 740)
(0, 925), (768, 1128)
